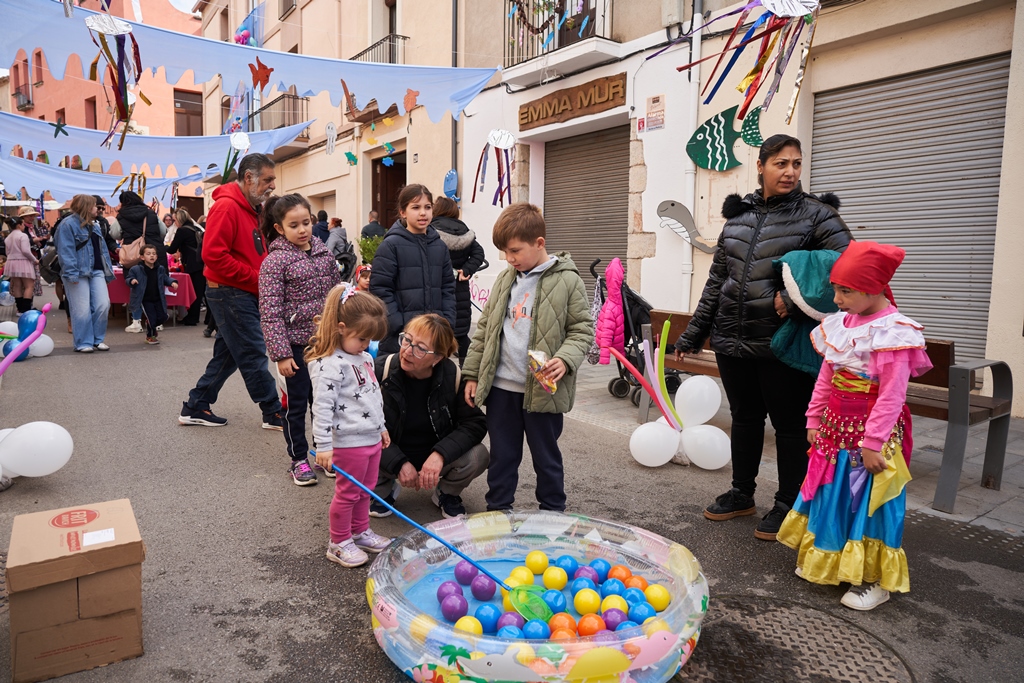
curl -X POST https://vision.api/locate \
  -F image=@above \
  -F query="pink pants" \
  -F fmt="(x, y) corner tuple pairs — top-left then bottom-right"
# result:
(330, 442), (382, 544)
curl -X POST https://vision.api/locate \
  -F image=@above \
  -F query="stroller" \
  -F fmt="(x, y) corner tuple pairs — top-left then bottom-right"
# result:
(590, 259), (681, 406)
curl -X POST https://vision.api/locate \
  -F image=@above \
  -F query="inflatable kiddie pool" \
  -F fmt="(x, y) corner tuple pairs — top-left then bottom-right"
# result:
(366, 510), (708, 682)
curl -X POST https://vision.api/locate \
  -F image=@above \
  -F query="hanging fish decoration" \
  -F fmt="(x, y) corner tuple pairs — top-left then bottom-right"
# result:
(741, 106), (765, 147)
(686, 106), (743, 171)
(658, 200), (716, 254)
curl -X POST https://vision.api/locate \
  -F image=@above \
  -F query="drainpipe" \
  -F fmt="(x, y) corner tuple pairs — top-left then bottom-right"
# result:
(451, 0), (459, 181)
(681, 0), (702, 304)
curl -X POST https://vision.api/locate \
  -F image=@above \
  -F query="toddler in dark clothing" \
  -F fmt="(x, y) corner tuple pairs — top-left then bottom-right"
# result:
(127, 244), (177, 344)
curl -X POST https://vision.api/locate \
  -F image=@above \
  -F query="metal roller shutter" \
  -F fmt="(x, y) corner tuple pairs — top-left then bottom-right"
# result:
(811, 55), (1010, 359)
(544, 125), (630, 292)
(323, 193), (336, 219)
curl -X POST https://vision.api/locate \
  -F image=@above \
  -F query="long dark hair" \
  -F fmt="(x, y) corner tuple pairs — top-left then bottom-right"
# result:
(396, 184), (433, 227)
(260, 193), (312, 243)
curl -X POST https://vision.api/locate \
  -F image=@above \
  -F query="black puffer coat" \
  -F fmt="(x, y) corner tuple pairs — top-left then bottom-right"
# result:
(676, 186), (851, 359)
(432, 216), (486, 338)
(369, 221), (457, 353)
(117, 203), (167, 265)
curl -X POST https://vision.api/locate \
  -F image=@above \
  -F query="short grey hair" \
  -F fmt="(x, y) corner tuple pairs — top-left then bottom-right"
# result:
(237, 153), (275, 182)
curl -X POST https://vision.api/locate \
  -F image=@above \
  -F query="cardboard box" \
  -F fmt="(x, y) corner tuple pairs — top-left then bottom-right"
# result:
(6, 499), (145, 683)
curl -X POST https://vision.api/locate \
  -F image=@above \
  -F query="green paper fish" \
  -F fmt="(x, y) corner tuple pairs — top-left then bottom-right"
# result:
(345, 152), (357, 166)
(741, 106), (764, 147)
(686, 105), (743, 172)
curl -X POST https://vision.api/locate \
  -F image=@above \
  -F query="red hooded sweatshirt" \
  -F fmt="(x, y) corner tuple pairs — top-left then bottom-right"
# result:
(202, 181), (268, 294)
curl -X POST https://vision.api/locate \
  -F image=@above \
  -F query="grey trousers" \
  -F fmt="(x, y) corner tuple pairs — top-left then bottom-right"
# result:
(375, 443), (490, 498)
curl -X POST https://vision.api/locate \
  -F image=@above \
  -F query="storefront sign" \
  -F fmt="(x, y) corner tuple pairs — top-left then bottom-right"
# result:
(518, 73), (627, 131)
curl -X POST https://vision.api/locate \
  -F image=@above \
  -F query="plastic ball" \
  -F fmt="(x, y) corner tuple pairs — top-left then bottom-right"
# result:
(441, 594), (469, 622)
(454, 615), (483, 635)
(436, 580), (463, 603)
(577, 613), (606, 637)
(607, 564), (633, 582)
(548, 612), (577, 633)
(550, 627), (576, 640)
(541, 589), (567, 614)
(496, 625), (524, 639)
(624, 575), (649, 592)
(600, 595), (628, 615)
(589, 558), (612, 583)
(522, 619), (551, 640)
(615, 620), (640, 632)
(410, 614), (437, 644)
(645, 584), (672, 612)
(475, 603), (502, 634)
(602, 607), (628, 631)
(593, 630), (619, 644)
(554, 554), (579, 578)
(600, 578), (626, 598)
(628, 601), (657, 624)
(525, 550), (549, 574)
(542, 566), (568, 590)
(570, 577), (597, 596)
(508, 643), (535, 665)
(622, 587), (647, 606)
(643, 617), (672, 636)
(574, 566), (600, 583)
(509, 566), (535, 586)
(573, 588), (601, 615)
(454, 560), (479, 585)
(471, 574), (497, 601)
(496, 611), (526, 631)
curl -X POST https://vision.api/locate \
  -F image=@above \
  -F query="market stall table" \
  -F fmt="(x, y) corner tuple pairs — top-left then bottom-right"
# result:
(107, 269), (196, 325)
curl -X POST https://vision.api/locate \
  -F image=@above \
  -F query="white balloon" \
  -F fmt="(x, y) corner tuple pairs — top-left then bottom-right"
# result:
(675, 375), (723, 427)
(680, 425), (731, 470)
(29, 334), (54, 358)
(629, 422), (680, 467)
(0, 321), (18, 337)
(0, 422), (73, 477)
(0, 429), (15, 476)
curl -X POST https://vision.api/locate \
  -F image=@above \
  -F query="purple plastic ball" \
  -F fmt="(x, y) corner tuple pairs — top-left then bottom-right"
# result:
(454, 560), (480, 585)
(602, 607), (628, 631)
(496, 611), (526, 631)
(574, 566), (600, 583)
(593, 630), (619, 644)
(441, 594), (469, 622)
(471, 574), (497, 601)
(436, 580), (464, 604)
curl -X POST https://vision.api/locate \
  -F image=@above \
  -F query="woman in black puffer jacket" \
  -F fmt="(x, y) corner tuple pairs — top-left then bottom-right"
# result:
(431, 197), (485, 365)
(675, 134), (852, 541)
(116, 191), (167, 266)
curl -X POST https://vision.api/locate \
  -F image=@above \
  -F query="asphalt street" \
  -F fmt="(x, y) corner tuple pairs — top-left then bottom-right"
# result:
(1, 295), (1022, 682)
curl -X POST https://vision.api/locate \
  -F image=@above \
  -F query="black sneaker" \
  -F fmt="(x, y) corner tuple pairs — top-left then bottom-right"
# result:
(432, 490), (466, 519)
(755, 502), (791, 541)
(369, 493), (395, 518)
(202, 327), (215, 338)
(178, 402), (227, 426)
(704, 488), (757, 521)
(262, 413), (285, 431)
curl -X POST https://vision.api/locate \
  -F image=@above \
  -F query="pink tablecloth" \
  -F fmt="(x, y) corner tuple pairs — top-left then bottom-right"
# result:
(108, 269), (197, 310)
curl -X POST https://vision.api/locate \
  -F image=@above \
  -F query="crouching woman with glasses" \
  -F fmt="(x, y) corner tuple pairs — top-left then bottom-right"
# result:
(371, 314), (489, 519)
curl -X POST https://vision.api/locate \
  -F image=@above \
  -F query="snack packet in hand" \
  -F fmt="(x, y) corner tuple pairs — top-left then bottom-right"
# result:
(528, 350), (558, 394)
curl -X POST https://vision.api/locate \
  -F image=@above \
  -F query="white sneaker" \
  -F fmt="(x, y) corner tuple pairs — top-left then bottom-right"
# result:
(156, 325), (164, 331)
(353, 529), (392, 554)
(841, 582), (889, 611)
(125, 320), (143, 333)
(326, 540), (369, 568)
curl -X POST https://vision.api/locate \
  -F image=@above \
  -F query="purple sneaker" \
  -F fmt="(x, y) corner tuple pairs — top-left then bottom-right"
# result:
(289, 460), (318, 486)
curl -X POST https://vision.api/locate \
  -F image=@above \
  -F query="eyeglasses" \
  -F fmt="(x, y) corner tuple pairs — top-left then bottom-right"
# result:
(398, 333), (439, 359)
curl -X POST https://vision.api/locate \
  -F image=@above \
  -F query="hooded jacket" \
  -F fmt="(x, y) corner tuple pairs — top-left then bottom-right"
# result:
(126, 262), (176, 321)
(432, 215), (486, 338)
(595, 257), (625, 364)
(202, 182), (268, 295)
(258, 235), (342, 361)
(117, 201), (167, 265)
(369, 221), (457, 352)
(675, 186), (851, 359)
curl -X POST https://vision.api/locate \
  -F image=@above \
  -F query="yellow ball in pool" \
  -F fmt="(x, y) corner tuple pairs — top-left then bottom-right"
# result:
(525, 550), (550, 574)
(645, 584), (672, 612)
(574, 588), (602, 615)
(454, 616), (484, 635)
(509, 566), (535, 586)
(643, 617), (671, 636)
(601, 595), (629, 614)
(502, 578), (521, 612)
(507, 643), (535, 664)
(410, 614), (437, 644)
(542, 566), (568, 590)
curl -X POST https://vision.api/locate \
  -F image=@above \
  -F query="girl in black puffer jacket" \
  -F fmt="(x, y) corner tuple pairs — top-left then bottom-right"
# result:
(675, 134), (852, 541)
(431, 197), (485, 365)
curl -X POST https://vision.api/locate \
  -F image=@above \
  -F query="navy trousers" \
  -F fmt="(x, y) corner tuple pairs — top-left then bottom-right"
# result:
(283, 344), (314, 462)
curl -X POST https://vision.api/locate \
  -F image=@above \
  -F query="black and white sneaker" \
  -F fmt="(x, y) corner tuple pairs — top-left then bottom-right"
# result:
(262, 413), (285, 431)
(370, 481), (400, 518)
(432, 490), (466, 518)
(178, 402), (228, 426)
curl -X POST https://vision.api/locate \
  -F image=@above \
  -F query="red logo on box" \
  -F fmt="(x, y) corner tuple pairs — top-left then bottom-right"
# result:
(49, 509), (100, 528)
(66, 531), (81, 552)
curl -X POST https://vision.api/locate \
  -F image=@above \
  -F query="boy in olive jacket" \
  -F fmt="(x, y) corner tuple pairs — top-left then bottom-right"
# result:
(463, 203), (594, 511)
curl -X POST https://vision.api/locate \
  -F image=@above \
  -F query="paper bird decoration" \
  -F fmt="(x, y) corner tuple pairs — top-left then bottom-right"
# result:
(249, 56), (274, 92)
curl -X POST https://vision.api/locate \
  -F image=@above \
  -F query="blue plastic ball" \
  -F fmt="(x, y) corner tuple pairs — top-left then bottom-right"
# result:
(570, 577), (597, 596)
(628, 601), (657, 624)
(522, 619), (551, 640)
(2, 339), (28, 362)
(474, 603), (502, 634)
(554, 554), (579, 578)
(600, 578), (625, 598)
(541, 589), (567, 614)
(622, 587), (647, 606)
(589, 558), (612, 583)
(615, 620), (640, 632)
(496, 625), (524, 639)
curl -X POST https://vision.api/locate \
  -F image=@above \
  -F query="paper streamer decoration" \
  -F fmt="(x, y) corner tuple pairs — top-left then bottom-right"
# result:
(686, 106), (743, 171)
(785, 13), (818, 124)
(325, 122), (337, 155)
(762, 0), (818, 17)
(84, 13), (148, 150)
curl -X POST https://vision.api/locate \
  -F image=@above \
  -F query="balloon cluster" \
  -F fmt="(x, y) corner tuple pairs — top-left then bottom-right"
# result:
(0, 306), (55, 366)
(0, 421), (74, 480)
(0, 281), (14, 308)
(233, 30), (256, 46)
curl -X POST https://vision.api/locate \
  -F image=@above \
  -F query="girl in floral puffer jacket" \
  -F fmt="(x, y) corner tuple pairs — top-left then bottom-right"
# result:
(259, 194), (342, 487)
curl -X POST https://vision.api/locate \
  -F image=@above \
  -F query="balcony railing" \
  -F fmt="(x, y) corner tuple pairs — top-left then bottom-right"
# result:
(14, 84), (33, 111)
(504, 0), (610, 68)
(350, 34), (408, 65)
(249, 93), (310, 138)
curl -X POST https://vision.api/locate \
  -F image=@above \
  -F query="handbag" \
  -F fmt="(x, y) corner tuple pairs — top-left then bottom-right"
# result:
(118, 233), (146, 269)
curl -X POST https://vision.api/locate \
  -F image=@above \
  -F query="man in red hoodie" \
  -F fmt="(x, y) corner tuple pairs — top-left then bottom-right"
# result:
(178, 153), (284, 429)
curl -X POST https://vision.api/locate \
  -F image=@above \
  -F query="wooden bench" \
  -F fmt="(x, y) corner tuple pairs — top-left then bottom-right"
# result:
(641, 309), (1013, 514)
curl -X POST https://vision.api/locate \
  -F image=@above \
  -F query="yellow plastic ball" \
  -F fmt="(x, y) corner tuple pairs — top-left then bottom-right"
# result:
(645, 584), (672, 612)
(365, 577), (376, 608)
(525, 550), (550, 574)
(508, 643), (535, 664)
(601, 595), (629, 614)
(509, 566), (535, 586)
(502, 578), (521, 612)
(542, 566), (569, 590)
(573, 588), (602, 615)
(454, 616), (484, 635)
(410, 614), (437, 644)
(643, 617), (671, 636)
